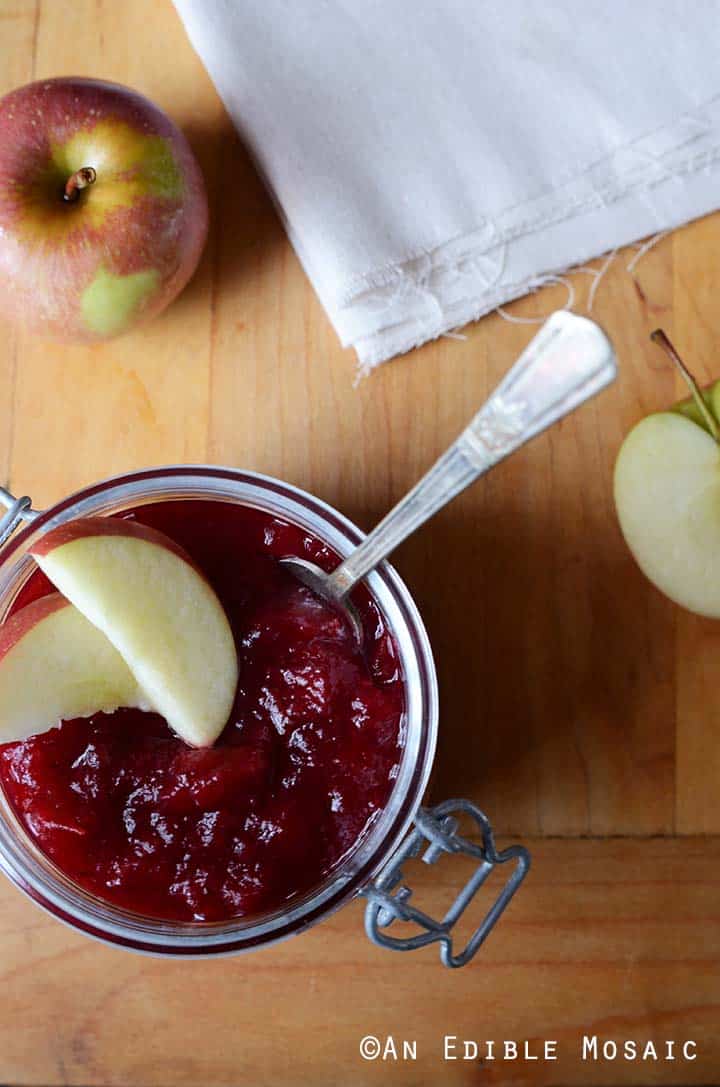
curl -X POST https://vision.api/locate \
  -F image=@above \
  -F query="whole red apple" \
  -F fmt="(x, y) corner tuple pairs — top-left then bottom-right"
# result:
(0, 77), (208, 341)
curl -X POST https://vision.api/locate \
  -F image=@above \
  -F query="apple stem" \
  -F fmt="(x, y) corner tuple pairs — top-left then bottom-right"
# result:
(63, 166), (97, 203)
(650, 328), (720, 444)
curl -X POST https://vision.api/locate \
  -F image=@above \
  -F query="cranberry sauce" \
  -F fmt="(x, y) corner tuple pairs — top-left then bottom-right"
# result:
(0, 500), (405, 921)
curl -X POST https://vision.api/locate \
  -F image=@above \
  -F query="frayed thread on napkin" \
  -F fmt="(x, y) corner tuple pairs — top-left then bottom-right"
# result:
(432, 231), (669, 353)
(349, 94), (720, 372)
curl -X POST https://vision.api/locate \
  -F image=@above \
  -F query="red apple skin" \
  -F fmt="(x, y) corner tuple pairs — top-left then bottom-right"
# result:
(31, 516), (203, 575)
(0, 77), (208, 341)
(0, 593), (68, 659)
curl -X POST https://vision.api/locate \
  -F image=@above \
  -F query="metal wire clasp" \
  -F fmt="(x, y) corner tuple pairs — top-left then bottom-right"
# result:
(363, 799), (529, 968)
(0, 488), (38, 548)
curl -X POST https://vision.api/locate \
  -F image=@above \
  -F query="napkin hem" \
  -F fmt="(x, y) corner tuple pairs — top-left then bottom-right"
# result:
(341, 93), (720, 309)
(345, 100), (720, 367)
(351, 176), (717, 368)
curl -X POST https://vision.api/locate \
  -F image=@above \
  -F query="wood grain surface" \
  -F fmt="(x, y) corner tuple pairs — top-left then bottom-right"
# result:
(0, 2), (719, 1085)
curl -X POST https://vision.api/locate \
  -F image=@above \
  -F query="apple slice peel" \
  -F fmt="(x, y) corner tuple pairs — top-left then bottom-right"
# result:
(31, 518), (239, 748)
(0, 593), (149, 743)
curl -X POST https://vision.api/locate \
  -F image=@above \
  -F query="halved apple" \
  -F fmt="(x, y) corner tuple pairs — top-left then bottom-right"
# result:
(31, 518), (238, 747)
(614, 412), (720, 617)
(0, 593), (147, 742)
(614, 330), (720, 619)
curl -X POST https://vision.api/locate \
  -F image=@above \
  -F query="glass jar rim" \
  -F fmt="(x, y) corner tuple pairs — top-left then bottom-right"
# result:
(0, 465), (438, 955)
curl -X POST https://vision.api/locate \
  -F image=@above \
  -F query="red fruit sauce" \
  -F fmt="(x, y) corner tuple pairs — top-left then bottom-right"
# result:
(0, 500), (405, 921)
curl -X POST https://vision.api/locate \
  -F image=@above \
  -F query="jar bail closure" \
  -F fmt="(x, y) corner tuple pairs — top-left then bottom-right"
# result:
(0, 489), (38, 548)
(363, 799), (530, 967)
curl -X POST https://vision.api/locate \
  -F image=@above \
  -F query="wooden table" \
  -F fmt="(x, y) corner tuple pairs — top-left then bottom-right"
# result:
(1, 3), (719, 1085)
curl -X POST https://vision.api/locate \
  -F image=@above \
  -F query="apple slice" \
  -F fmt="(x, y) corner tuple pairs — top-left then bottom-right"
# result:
(31, 518), (238, 748)
(0, 593), (147, 743)
(614, 410), (720, 617)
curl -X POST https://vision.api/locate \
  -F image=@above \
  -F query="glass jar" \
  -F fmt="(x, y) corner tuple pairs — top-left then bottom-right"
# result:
(0, 466), (528, 964)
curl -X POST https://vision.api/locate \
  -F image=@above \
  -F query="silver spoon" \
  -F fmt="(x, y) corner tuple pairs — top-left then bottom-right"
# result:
(282, 311), (617, 644)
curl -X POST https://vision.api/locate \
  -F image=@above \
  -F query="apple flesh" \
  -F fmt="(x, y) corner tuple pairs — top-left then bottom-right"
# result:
(614, 330), (720, 618)
(0, 593), (147, 743)
(615, 412), (720, 617)
(31, 518), (238, 748)
(0, 77), (208, 341)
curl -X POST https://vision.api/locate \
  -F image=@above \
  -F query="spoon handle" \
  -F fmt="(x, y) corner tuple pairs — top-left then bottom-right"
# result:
(327, 311), (617, 599)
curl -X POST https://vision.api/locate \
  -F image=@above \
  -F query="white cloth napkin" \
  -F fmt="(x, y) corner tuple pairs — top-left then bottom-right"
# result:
(175, 0), (720, 369)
